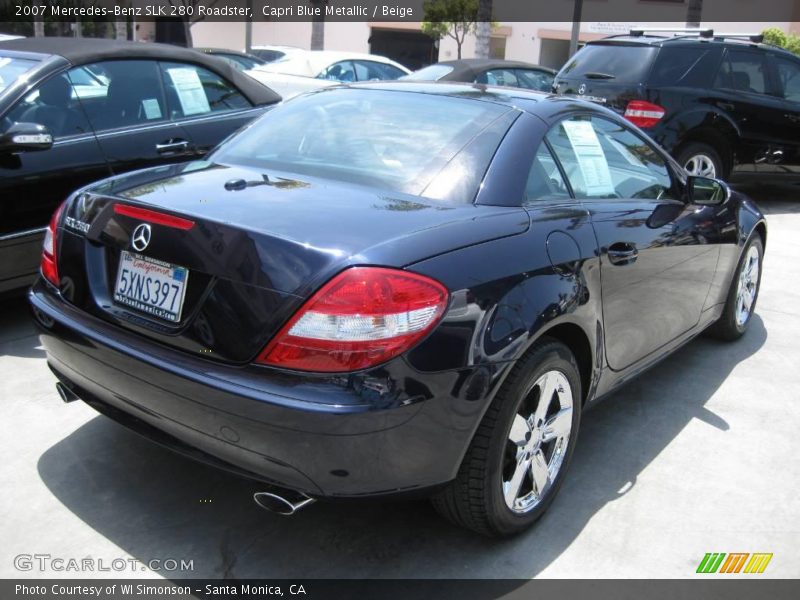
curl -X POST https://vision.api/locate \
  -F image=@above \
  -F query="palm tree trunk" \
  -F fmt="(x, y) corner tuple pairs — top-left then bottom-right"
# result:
(310, 1), (327, 50)
(475, 0), (492, 58)
(114, 21), (127, 41)
(686, 0), (703, 27)
(33, 0), (44, 37)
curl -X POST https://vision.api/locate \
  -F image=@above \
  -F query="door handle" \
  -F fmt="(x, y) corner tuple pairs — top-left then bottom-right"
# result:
(607, 242), (638, 266)
(155, 139), (190, 155)
(718, 102), (735, 111)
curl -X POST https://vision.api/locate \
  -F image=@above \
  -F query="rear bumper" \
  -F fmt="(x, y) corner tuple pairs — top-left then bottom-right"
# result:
(30, 282), (497, 498)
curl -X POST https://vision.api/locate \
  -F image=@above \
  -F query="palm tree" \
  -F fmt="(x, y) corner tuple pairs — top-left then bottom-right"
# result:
(474, 0), (492, 58)
(310, 0), (327, 50)
(33, 0), (44, 37)
(686, 0), (703, 27)
(114, 21), (126, 41)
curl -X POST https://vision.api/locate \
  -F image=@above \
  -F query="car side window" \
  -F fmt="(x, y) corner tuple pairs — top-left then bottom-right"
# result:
(318, 61), (356, 82)
(714, 50), (767, 95)
(515, 69), (553, 92)
(353, 60), (405, 81)
(160, 62), (250, 119)
(524, 144), (571, 204)
(4, 72), (92, 139)
(545, 116), (676, 200)
(476, 69), (518, 87)
(774, 56), (800, 104)
(72, 60), (166, 133)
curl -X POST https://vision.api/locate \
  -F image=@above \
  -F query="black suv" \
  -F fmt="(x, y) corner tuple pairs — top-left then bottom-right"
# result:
(553, 30), (800, 181)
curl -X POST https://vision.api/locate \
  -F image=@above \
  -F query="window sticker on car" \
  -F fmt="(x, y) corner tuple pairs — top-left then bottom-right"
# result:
(562, 120), (615, 196)
(141, 98), (162, 120)
(166, 67), (210, 116)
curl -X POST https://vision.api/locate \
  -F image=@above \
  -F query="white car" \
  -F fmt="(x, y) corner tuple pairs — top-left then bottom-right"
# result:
(0, 34), (24, 41)
(246, 50), (410, 100)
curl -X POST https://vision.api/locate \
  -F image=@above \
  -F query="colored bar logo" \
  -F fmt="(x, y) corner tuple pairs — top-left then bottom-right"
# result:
(697, 553), (773, 574)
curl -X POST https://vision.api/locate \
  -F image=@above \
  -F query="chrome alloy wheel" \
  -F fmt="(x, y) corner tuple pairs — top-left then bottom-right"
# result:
(684, 153), (717, 178)
(735, 245), (760, 327)
(502, 370), (573, 514)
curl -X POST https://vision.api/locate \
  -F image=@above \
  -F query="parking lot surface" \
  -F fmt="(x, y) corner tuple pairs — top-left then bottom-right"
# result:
(2, 184), (799, 579)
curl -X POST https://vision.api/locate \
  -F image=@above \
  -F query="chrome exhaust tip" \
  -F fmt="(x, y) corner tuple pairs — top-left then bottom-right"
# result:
(55, 382), (79, 403)
(253, 490), (316, 516)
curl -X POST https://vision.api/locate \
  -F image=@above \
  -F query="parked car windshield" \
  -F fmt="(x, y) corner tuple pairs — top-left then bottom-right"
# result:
(212, 88), (507, 195)
(559, 44), (659, 83)
(402, 64), (455, 81)
(0, 55), (40, 93)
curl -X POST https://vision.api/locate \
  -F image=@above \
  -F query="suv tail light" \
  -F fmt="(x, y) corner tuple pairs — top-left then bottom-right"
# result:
(624, 100), (666, 128)
(257, 267), (449, 373)
(41, 201), (65, 287)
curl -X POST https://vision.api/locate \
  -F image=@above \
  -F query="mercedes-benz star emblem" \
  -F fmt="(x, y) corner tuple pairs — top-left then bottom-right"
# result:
(131, 223), (152, 252)
(578, 84), (586, 95)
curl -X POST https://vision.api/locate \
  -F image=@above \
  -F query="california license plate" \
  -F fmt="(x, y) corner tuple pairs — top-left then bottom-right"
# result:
(113, 251), (189, 323)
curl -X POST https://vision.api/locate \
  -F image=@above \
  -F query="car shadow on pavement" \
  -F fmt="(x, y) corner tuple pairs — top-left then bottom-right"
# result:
(35, 316), (766, 579)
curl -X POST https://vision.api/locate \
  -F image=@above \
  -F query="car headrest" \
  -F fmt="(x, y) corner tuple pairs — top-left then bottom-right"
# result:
(731, 71), (752, 91)
(39, 76), (71, 107)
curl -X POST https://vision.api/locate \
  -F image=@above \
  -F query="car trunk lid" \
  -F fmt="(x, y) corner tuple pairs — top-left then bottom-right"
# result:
(58, 162), (528, 363)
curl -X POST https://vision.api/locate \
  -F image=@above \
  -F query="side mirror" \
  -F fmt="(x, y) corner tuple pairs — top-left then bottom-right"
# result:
(0, 122), (54, 154)
(687, 175), (729, 205)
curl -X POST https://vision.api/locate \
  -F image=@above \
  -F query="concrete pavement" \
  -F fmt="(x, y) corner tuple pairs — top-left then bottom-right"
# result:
(1, 186), (798, 579)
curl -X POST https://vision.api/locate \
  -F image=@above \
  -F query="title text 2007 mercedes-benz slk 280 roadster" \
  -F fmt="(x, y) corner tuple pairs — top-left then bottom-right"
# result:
(30, 83), (765, 536)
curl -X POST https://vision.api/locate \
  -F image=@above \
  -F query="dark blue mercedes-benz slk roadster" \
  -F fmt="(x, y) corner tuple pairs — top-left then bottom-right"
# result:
(30, 82), (766, 536)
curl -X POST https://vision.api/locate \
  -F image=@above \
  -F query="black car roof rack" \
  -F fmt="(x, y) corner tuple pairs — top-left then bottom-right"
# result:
(629, 28), (714, 38)
(627, 28), (765, 45)
(712, 33), (765, 43)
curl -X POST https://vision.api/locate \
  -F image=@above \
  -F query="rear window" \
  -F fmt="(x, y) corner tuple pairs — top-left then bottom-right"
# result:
(559, 44), (658, 83)
(649, 46), (722, 87)
(252, 49), (286, 63)
(0, 55), (39, 93)
(403, 64), (454, 81)
(212, 88), (507, 195)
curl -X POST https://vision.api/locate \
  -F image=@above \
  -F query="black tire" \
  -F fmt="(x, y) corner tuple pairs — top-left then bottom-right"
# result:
(676, 142), (726, 180)
(431, 339), (582, 537)
(708, 234), (764, 341)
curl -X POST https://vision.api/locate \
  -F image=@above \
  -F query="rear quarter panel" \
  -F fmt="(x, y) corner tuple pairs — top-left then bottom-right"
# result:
(406, 202), (603, 401)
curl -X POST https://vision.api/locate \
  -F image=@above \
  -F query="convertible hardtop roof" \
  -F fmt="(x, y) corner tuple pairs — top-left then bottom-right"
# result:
(0, 37), (282, 104)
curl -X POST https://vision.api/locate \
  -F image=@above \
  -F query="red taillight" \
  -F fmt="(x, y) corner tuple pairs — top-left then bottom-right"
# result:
(623, 100), (666, 128)
(41, 201), (65, 287)
(257, 267), (449, 373)
(113, 203), (195, 230)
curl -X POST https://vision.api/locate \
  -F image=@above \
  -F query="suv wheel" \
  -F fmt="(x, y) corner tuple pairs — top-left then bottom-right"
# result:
(677, 142), (724, 179)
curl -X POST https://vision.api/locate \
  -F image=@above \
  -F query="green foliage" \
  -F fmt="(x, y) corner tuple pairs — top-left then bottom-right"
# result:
(763, 27), (800, 55)
(421, 0), (479, 59)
